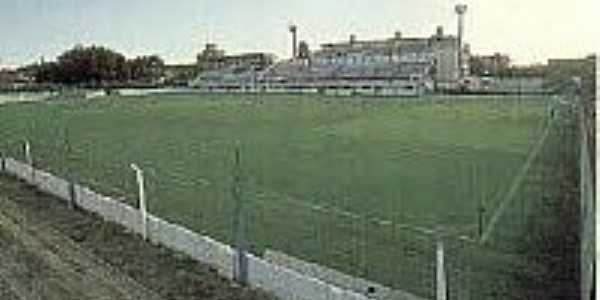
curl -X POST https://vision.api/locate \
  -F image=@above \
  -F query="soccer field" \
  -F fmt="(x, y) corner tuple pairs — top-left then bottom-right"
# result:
(0, 93), (558, 298)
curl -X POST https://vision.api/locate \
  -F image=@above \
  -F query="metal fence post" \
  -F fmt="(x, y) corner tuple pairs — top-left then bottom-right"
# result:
(64, 127), (76, 210)
(24, 140), (35, 184)
(0, 151), (5, 173)
(232, 142), (248, 284)
(68, 180), (77, 210)
(436, 240), (447, 300)
(131, 163), (147, 240)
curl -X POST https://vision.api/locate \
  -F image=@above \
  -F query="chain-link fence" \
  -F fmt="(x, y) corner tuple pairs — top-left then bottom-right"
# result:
(579, 91), (595, 300)
(0, 92), (587, 300)
(445, 96), (582, 299)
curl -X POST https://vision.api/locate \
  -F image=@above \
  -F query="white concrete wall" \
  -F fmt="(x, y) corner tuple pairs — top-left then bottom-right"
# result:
(85, 90), (107, 99)
(478, 77), (545, 93)
(247, 253), (370, 300)
(146, 214), (235, 279)
(4, 158), (34, 184)
(34, 169), (71, 201)
(0, 157), (391, 300)
(116, 88), (194, 97)
(265, 250), (424, 300)
(0, 92), (54, 104)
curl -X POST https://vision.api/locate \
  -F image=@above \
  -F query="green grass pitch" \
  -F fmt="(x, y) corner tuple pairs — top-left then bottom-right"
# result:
(0, 93), (553, 298)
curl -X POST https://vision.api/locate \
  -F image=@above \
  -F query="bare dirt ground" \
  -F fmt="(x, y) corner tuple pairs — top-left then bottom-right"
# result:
(0, 175), (273, 300)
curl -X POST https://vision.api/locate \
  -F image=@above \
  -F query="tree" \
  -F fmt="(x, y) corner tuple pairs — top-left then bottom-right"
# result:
(25, 45), (129, 85)
(127, 55), (165, 82)
(24, 45), (167, 86)
(544, 55), (596, 96)
(55, 45), (128, 84)
(298, 41), (310, 59)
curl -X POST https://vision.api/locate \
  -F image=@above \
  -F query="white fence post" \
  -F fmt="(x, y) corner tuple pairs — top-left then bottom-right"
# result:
(24, 140), (35, 183)
(131, 163), (147, 240)
(436, 241), (447, 300)
(25, 141), (32, 165)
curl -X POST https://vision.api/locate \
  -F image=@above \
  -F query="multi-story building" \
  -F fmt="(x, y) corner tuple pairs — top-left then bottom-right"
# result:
(307, 26), (461, 84)
(192, 27), (468, 95)
(191, 5), (471, 95)
(197, 44), (276, 73)
(0, 68), (35, 90)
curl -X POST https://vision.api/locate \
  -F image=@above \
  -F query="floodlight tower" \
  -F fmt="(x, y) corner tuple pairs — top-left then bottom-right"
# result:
(455, 4), (468, 78)
(289, 23), (298, 59)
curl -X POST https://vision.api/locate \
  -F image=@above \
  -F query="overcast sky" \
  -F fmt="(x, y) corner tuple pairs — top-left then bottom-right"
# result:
(1, 0), (598, 68)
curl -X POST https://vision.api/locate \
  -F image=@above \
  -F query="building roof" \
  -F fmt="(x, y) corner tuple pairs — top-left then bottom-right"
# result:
(317, 34), (455, 54)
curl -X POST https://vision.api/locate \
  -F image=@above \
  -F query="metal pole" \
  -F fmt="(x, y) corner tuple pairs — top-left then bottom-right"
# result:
(521, 191), (525, 231)
(436, 240), (447, 300)
(25, 141), (34, 184)
(64, 127), (76, 210)
(362, 213), (367, 278)
(25, 141), (31, 165)
(232, 142), (248, 284)
(478, 163), (486, 239)
(1, 151), (5, 173)
(131, 163), (147, 240)
(455, 4), (467, 79)
(478, 199), (485, 239)
(69, 180), (77, 210)
(472, 163), (481, 239)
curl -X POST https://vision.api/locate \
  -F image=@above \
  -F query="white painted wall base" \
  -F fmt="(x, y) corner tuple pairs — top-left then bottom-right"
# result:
(1, 158), (374, 300)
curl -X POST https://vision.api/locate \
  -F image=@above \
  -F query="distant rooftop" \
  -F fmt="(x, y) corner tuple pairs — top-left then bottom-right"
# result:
(318, 27), (455, 50)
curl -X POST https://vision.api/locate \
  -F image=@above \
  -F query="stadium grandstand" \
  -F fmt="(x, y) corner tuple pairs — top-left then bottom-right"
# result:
(190, 7), (471, 96)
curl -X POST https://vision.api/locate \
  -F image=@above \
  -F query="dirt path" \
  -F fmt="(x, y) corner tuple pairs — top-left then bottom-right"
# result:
(0, 190), (163, 300)
(0, 176), (273, 300)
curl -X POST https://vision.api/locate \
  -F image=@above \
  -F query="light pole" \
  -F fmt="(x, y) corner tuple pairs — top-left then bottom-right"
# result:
(455, 4), (468, 79)
(289, 24), (298, 59)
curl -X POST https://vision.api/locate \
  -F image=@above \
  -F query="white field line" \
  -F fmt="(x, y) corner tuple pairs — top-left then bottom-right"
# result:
(312, 202), (479, 243)
(151, 168), (475, 242)
(479, 121), (553, 245)
(253, 188), (478, 243)
(308, 202), (438, 235)
(81, 161), (477, 243)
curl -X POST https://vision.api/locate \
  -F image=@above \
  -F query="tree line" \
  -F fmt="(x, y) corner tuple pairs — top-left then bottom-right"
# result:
(469, 54), (596, 97)
(20, 45), (166, 86)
